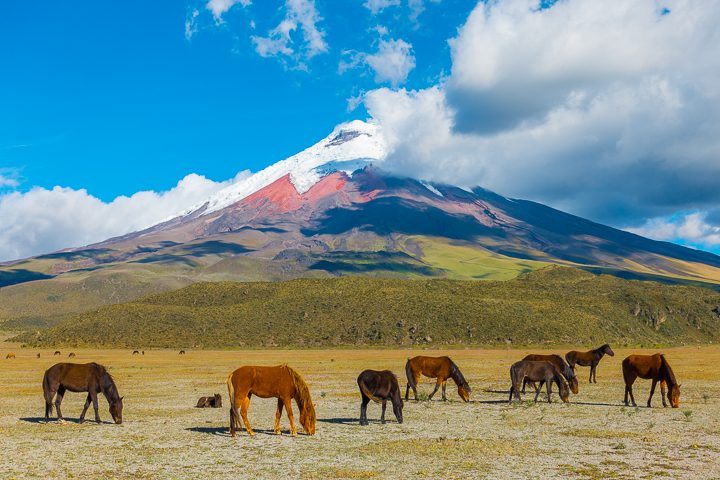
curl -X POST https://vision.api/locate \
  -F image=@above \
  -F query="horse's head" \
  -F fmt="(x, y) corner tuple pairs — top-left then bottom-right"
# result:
(668, 384), (681, 408)
(299, 402), (316, 435)
(109, 396), (124, 424)
(558, 381), (570, 403)
(458, 383), (471, 403)
(603, 344), (615, 357)
(568, 375), (579, 395)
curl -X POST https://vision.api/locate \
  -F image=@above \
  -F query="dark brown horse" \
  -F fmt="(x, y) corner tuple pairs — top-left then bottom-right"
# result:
(43, 362), (123, 424)
(509, 361), (570, 404)
(226, 365), (316, 437)
(54, 351), (61, 356)
(521, 354), (579, 396)
(132, 350), (139, 355)
(357, 370), (403, 425)
(196, 393), (222, 408)
(179, 350), (186, 355)
(566, 344), (615, 383)
(405, 356), (471, 402)
(68, 352), (76, 358)
(623, 354), (681, 408)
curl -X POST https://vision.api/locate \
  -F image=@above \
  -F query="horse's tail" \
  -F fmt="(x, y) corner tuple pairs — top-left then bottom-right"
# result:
(359, 381), (380, 403)
(42, 369), (53, 418)
(226, 371), (240, 436)
(405, 359), (417, 391)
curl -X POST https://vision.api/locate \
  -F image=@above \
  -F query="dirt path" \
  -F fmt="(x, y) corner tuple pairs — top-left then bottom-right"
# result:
(1, 346), (718, 479)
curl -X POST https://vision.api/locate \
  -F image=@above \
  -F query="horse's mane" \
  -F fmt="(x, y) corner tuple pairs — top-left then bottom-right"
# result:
(659, 355), (678, 386)
(95, 365), (120, 401)
(285, 365), (313, 413)
(449, 360), (468, 387)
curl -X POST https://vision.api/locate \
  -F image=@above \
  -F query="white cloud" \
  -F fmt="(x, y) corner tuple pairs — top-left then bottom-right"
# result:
(364, 0), (401, 14)
(206, 0), (252, 23)
(251, 0), (328, 63)
(628, 212), (720, 248)
(363, 0), (720, 227)
(366, 38), (415, 86)
(0, 174), (19, 189)
(0, 171), (251, 262)
(185, 8), (200, 41)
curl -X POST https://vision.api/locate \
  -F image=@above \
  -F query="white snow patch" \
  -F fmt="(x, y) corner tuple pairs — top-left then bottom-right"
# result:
(421, 181), (443, 197)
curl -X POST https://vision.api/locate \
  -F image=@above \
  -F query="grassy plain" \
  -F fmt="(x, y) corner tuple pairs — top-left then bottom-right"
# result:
(1, 341), (719, 479)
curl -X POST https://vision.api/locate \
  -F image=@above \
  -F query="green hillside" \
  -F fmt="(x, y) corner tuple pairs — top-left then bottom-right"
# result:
(16, 266), (720, 348)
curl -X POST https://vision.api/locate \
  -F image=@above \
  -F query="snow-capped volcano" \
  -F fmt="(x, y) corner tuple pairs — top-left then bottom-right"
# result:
(185, 120), (387, 216)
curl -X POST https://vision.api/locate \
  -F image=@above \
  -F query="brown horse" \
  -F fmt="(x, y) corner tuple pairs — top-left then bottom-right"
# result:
(54, 351), (61, 356)
(509, 361), (570, 404)
(566, 344), (615, 383)
(68, 352), (76, 358)
(43, 362), (123, 424)
(226, 365), (316, 437)
(521, 354), (579, 396)
(357, 370), (403, 425)
(36, 353), (41, 359)
(196, 393), (223, 408)
(132, 350), (139, 355)
(405, 356), (471, 402)
(6, 352), (15, 359)
(179, 350), (186, 355)
(622, 354), (681, 408)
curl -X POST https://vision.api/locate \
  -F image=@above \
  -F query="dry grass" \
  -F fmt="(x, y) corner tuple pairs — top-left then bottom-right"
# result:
(1, 342), (719, 479)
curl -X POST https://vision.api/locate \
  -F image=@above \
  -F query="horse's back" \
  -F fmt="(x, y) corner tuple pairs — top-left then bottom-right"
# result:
(623, 354), (662, 379)
(229, 365), (293, 398)
(409, 355), (451, 377)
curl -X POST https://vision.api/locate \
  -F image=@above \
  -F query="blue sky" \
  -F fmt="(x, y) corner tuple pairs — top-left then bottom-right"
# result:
(1, 0), (719, 260)
(0, 0), (471, 200)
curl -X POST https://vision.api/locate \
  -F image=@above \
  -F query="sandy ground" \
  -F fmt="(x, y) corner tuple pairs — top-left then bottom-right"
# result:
(1, 343), (719, 479)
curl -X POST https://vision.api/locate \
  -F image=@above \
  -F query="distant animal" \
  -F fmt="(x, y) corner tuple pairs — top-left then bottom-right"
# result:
(196, 394), (222, 408)
(6, 352), (15, 359)
(521, 354), (579, 397)
(226, 364), (316, 437)
(54, 351), (61, 356)
(43, 362), (123, 424)
(565, 344), (615, 383)
(132, 350), (139, 355)
(142, 351), (145, 355)
(68, 352), (76, 358)
(509, 361), (570, 404)
(622, 354), (681, 408)
(179, 350), (186, 355)
(37, 353), (41, 359)
(405, 356), (471, 402)
(357, 370), (403, 426)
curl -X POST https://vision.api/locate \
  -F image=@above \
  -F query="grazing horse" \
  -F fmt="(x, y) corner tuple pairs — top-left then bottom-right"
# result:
(509, 361), (570, 404)
(54, 351), (61, 356)
(623, 354), (681, 408)
(357, 370), (403, 426)
(226, 365), (316, 437)
(68, 352), (76, 358)
(521, 354), (579, 396)
(6, 352), (15, 359)
(566, 344), (615, 383)
(132, 350), (139, 355)
(196, 393), (223, 408)
(405, 356), (471, 402)
(43, 362), (123, 424)
(179, 350), (186, 355)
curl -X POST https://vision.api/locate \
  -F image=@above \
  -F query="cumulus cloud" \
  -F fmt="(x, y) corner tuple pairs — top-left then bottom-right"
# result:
(629, 212), (720, 249)
(364, 0), (720, 229)
(364, 0), (401, 14)
(0, 171), (251, 262)
(251, 0), (328, 64)
(206, 0), (252, 23)
(340, 38), (415, 86)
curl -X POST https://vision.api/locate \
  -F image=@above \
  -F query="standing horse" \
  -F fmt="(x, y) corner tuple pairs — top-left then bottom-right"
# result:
(405, 356), (471, 402)
(509, 361), (570, 404)
(521, 354), (579, 396)
(622, 354), (681, 408)
(43, 362), (123, 424)
(226, 365), (316, 437)
(357, 370), (403, 425)
(565, 344), (615, 383)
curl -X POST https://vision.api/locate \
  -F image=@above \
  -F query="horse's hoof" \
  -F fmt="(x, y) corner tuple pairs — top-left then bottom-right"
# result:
(248, 432), (256, 437)
(274, 430), (281, 435)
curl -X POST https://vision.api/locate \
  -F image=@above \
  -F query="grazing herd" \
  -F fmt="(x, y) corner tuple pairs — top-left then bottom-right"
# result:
(27, 343), (682, 436)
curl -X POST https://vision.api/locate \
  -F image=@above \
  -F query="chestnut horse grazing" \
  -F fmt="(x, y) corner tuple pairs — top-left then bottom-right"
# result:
(622, 354), (681, 408)
(509, 361), (570, 404)
(565, 344), (615, 383)
(226, 365), (316, 437)
(521, 354), (579, 396)
(405, 356), (471, 402)
(43, 362), (123, 424)
(6, 352), (15, 359)
(357, 370), (403, 426)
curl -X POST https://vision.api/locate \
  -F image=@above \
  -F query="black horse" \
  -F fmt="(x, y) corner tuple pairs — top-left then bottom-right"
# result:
(357, 370), (403, 425)
(566, 344), (615, 383)
(43, 362), (123, 424)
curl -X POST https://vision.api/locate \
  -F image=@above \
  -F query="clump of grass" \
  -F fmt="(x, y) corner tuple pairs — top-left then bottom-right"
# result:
(613, 442), (626, 450)
(683, 410), (693, 421)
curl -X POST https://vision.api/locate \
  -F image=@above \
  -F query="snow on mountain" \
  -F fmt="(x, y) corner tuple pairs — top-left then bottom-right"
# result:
(184, 120), (387, 217)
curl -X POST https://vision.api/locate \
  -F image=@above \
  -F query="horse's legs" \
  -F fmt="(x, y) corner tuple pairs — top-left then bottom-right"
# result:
(54, 386), (66, 421)
(79, 394), (92, 423)
(588, 366), (593, 384)
(428, 379), (441, 400)
(441, 380), (447, 401)
(240, 396), (254, 436)
(405, 383), (410, 401)
(546, 380), (553, 404)
(359, 394), (370, 426)
(283, 398), (296, 436)
(660, 380), (667, 408)
(592, 363), (598, 383)
(624, 374), (637, 407)
(275, 398), (284, 434)
(44, 386), (57, 420)
(381, 400), (387, 424)
(647, 379), (657, 408)
(89, 389), (101, 423)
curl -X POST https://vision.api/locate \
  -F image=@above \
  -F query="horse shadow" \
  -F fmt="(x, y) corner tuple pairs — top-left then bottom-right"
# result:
(317, 417), (358, 426)
(185, 426), (297, 437)
(20, 417), (114, 425)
